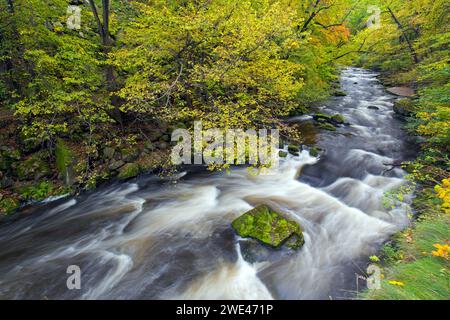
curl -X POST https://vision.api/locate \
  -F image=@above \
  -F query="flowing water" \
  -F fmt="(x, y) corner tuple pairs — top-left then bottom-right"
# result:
(0, 67), (418, 300)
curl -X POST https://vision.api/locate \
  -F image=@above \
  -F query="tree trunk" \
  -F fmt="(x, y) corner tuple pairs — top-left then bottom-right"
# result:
(300, 0), (321, 33)
(387, 7), (419, 64)
(88, 0), (123, 126)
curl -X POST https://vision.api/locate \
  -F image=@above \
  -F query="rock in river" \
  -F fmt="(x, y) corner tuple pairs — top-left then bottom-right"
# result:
(231, 204), (304, 250)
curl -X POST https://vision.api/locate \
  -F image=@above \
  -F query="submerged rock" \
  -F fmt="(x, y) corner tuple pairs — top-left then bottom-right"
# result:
(317, 122), (337, 131)
(333, 90), (347, 97)
(231, 204), (304, 250)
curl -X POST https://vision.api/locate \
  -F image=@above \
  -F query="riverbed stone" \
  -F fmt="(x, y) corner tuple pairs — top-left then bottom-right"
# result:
(317, 122), (337, 131)
(231, 204), (304, 250)
(309, 146), (325, 157)
(331, 114), (345, 124)
(313, 113), (332, 122)
(279, 150), (288, 158)
(287, 144), (300, 155)
(333, 90), (347, 96)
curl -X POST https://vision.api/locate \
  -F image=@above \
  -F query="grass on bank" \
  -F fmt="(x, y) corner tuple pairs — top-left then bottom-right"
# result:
(364, 192), (449, 300)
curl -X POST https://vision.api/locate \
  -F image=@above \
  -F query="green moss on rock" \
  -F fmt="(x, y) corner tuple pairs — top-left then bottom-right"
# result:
(393, 98), (413, 117)
(56, 139), (76, 186)
(317, 122), (337, 131)
(279, 150), (288, 158)
(287, 144), (300, 155)
(231, 204), (304, 249)
(331, 114), (345, 124)
(117, 163), (140, 180)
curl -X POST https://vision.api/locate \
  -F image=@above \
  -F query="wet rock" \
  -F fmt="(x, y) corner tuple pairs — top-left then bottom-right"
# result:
(279, 150), (288, 158)
(331, 114), (345, 124)
(393, 98), (413, 117)
(231, 204), (304, 250)
(309, 146), (325, 157)
(368, 105), (379, 110)
(312, 113), (332, 122)
(287, 144), (300, 155)
(117, 163), (140, 180)
(239, 239), (273, 263)
(317, 122), (337, 131)
(333, 90), (347, 97)
(109, 159), (125, 171)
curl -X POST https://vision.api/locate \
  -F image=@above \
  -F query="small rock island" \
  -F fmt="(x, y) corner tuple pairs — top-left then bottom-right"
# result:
(231, 204), (304, 250)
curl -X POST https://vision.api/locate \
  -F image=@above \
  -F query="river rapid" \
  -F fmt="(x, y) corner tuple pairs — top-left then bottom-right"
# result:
(0, 67), (418, 299)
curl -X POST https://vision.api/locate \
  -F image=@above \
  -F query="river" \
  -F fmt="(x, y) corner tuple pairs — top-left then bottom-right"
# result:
(0, 67), (418, 299)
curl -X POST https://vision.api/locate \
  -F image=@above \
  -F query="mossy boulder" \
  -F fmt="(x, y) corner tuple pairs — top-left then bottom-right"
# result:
(231, 204), (304, 250)
(317, 122), (337, 131)
(309, 146), (325, 157)
(312, 113), (332, 122)
(117, 163), (140, 180)
(279, 150), (288, 158)
(393, 98), (413, 117)
(313, 113), (345, 126)
(287, 144), (300, 155)
(331, 114), (345, 124)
